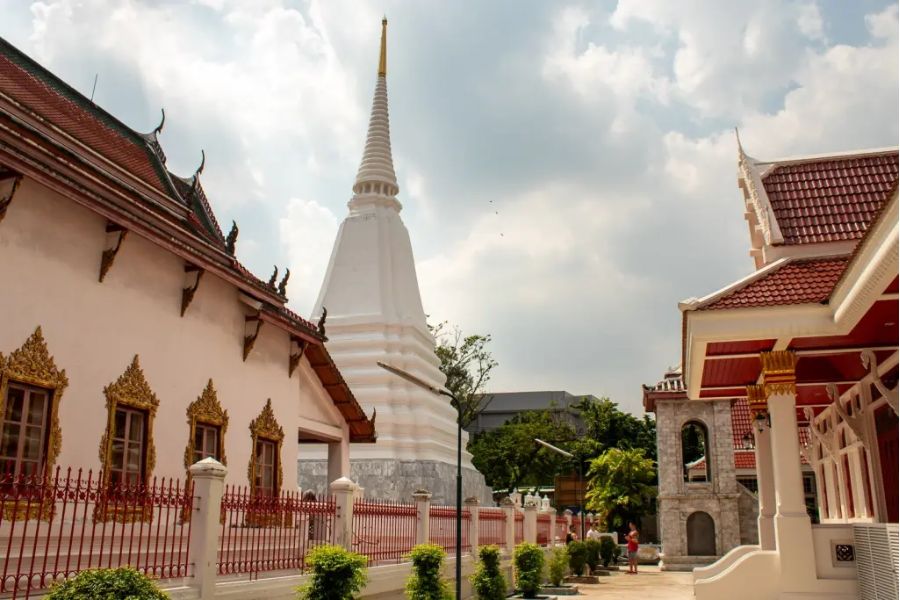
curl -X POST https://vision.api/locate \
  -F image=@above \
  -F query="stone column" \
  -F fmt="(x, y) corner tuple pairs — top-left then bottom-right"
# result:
(502, 498), (516, 554)
(327, 437), (350, 484)
(761, 351), (815, 587)
(413, 489), (432, 545)
(330, 476), (357, 550)
(465, 497), (480, 554)
(524, 503), (537, 544)
(188, 458), (227, 600)
(748, 385), (775, 551)
(546, 509), (557, 546)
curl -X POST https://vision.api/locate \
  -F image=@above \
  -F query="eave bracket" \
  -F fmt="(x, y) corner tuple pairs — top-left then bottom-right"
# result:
(288, 336), (307, 378)
(0, 171), (22, 224)
(99, 222), (128, 282)
(243, 314), (262, 362)
(181, 265), (205, 316)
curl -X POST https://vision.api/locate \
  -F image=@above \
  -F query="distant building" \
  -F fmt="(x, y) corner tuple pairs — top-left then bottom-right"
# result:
(465, 391), (594, 435)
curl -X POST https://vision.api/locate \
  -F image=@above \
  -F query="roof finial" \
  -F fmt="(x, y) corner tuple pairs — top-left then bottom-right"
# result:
(153, 108), (166, 136)
(196, 149), (206, 177)
(734, 127), (744, 158)
(378, 17), (387, 77)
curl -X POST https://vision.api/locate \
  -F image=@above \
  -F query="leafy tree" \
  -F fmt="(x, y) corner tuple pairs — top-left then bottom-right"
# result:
(469, 409), (575, 493)
(566, 541), (588, 576)
(547, 546), (569, 586)
(569, 397), (657, 463)
(513, 542), (545, 598)
(298, 545), (367, 600)
(584, 447), (656, 531)
(430, 321), (498, 427)
(406, 544), (451, 600)
(471, 545), (507, 600)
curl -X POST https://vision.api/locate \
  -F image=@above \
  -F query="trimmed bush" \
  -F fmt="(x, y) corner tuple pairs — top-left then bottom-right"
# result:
(584, 539), (601, 573)
(471, 545), (506, 600)
(547, 546), (569, 587)
(567, 540), (588, 576)
(406, 544), (451, 600)
(513, 542), (544, 599)
(599, 536), (617, 567)
(46, 567), (169, 600)
(297, 544), (368, 600)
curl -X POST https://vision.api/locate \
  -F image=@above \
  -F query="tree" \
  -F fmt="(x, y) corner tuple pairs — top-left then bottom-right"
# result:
(584, 447), (656, 531)
(468, 409), (575, 494)
(429, 321), (498, 427)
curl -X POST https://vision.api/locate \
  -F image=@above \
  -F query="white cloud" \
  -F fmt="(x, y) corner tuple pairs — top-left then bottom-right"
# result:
(279, 198), (339, 313)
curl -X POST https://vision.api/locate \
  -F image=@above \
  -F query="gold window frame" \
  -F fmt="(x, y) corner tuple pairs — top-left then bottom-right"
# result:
(0, 326), (68, 522)
(96, 355), (159, 523)
(183, 379), (229, 473)
(247, 398), (284, 496)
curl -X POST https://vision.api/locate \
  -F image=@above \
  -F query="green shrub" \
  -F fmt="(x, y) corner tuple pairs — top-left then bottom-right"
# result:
(46, 567), (169, 600)
(584, 539), (601, 572)
(406, 544), (451, 600)
(599, 536), (617, 567)
(297, 544), (368, 600)
(547, 546), (569, 587)
(567, 540), (588, 576)
(471, 545), (506, 600)
(513, 542), (544, 599)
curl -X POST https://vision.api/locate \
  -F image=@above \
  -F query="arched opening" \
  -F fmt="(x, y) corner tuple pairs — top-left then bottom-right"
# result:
(686, 511), (716, 555)
(682, 421), (710, 482)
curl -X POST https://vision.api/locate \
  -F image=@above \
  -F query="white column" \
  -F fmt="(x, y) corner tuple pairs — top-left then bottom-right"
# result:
(822, 459), (840, 519)
(848, 447), (870, 519)
(465, 497), (480, 554)
(524, 503), (537, 544)
(330, 476), (357, 550)
(327, 437), (350, 484)
(502, 499), (516, 554)
(188, 458), (227, 600)
(413, 490), (432, 545)
(752, 417), (776, 551)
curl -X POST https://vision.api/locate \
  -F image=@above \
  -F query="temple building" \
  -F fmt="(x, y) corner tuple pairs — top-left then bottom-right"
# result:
(0, 36), (376, 496)
(677, 142), (898, 599)
(299, 20), (490, 503)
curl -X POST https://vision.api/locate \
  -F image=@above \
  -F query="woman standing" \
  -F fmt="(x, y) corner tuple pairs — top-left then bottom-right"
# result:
(625, 522), (640, 574)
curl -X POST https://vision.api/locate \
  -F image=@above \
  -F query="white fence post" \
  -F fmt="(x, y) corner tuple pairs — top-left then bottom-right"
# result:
(501, 498), (516, 554)
(330, 476), (357, 550)
(465, 496), (480, 554)
(524, 502), (537, 544)
(187, 458), (226, 600)
(413, 489), (432, 545)
(546, 509), (557, 545)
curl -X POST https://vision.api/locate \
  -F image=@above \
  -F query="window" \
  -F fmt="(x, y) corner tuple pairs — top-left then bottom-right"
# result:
(254, 438), (277, 497)
(682, 421), (710, 483)
(193, 423), (220, 463)
(109, 407), (146, 487)
(0, 384), (50, 478)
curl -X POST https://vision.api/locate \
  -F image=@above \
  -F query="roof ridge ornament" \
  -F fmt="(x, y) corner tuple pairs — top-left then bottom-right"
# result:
(378, 17), (387, 76)
(154, 108), (166, 136)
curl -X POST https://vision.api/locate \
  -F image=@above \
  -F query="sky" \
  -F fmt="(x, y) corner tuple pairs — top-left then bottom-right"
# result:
(2, 0), (897, 414)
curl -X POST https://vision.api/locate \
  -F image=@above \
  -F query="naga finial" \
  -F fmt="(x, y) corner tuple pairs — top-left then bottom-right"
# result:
(153, 108), (166, 136)
(277, 268), (290, 296)
(317, 306), (328, 336)
(225, 220), (239, 255)
(196, 149), (206, 177)
(267, 265), (278, 288)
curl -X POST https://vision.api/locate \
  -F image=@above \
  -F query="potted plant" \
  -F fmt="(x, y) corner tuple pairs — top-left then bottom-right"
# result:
(585, 539), (601, 573)
(599, 536), (618, 569)
(406, 544), (451, 600)
(566, 541), (587, 577)
(47, 567), (169, 599)
(298, 544), (368, 600)
(513, 542), (545, 599)
(542, 546), (579, 595)
(471, 545), (507, 600)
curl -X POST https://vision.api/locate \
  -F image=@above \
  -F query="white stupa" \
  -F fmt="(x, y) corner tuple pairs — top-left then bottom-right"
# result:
(301, 19), (490, 503)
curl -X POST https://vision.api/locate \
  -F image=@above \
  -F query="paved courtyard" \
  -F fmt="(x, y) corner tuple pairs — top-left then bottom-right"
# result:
(575, 566), (694, 600)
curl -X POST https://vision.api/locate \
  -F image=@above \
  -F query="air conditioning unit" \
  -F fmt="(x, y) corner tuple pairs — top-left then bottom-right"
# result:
(854, 523), (899, 600)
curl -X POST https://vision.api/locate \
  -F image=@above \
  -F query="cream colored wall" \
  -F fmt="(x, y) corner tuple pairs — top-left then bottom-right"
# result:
(0, 178), (348, 489)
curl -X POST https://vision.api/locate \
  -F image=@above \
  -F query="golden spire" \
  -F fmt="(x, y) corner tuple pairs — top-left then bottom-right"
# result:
(378, 17), (387, 77)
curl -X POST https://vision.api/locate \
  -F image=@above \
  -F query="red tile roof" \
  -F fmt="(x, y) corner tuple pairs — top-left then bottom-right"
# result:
(731, 397), (809, 469)
(762, 152), (898, 245)
(702, 256), (849, 311)
(734, 451), (756, 470)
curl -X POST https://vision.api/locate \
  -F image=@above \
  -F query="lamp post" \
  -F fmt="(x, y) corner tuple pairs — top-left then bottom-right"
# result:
(535, 438), (584, 540)
(378, 362), (462, 600)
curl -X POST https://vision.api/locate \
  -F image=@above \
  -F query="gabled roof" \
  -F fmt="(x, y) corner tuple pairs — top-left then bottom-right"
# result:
(760, 151), (898, 246)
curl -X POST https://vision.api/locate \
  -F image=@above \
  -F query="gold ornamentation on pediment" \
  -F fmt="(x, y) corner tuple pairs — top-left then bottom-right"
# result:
(184, 379), (229, 470)
(103, 355), (160, 415)
(247, 399), (284, 496)
(746, 384), (768, 420)
(760, 351), (797, 378)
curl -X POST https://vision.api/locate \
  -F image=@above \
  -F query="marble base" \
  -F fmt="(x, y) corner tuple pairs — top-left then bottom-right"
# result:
(298, 458), (493, 505)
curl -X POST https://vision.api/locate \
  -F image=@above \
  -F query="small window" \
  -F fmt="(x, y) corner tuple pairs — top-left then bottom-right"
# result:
(254, 438), (276, 497)
(193, 423), (220, 463)
(109, 407), (146, 487)
(0, 384), (50, 478)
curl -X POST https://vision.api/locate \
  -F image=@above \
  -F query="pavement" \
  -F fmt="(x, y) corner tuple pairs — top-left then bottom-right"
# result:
(575, 566), (694, 599)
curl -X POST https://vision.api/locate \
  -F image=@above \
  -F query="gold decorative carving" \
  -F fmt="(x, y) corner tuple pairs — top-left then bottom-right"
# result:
(247, 399), (284, 496)
(96, 355), (159, 523)
(764, 381), (797, 397)
(99, 223), (128, 283)
(243, 316), (262, 362)
(0, 326), (68, 492)
(746, 384), (768, 421)
(2, 500), (54, 522)
(180, 265), (205, 317)
(760, 351), (797, 378)
(183, 379), (229, 471)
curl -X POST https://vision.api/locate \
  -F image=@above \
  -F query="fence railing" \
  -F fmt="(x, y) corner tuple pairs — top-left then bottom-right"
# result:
(351, 498), (417, 565)
(217, 487), (335, 579)
(428, 506), (470, 554)
(477, 507), (506, 547)
(0, 468), (193, 600)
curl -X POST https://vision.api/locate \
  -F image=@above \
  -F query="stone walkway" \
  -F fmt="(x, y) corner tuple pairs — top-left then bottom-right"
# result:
(575, 566), (694, 599)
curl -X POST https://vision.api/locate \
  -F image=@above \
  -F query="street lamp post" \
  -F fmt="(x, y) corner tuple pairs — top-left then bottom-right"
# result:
(378, 362), (462, 600)
(534, 438), (585, 540)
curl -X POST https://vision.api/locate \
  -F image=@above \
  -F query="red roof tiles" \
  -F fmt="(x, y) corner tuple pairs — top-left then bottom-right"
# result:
(763, 152), (898, 245)
(731, 397), (809, 468)
(703, 256), (849, 310)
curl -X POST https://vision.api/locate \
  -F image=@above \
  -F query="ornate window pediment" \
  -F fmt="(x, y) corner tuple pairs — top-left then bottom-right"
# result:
(247, 399), (284, 497)
(184, 379), (229, 470)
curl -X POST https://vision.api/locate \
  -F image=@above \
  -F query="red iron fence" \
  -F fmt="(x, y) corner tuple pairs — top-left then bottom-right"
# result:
(514, 511), (524, 544)
(217, 487), (335, 579)
(351, 498), (417, 565)
(554, 517), (568, 543)
(477, 507), (505, 547)
(0, 468), (193, 600)
(536, 513), (552, 546)
(427, 506), (470, 554)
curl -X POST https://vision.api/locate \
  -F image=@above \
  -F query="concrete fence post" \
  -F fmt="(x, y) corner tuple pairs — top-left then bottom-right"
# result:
(501, 498), (516, 555)
(546, 509), (557, 546)
(465, 496), (480, 554)
(524, 502), (537, 544)
(330, 476), (357, 550)
(187, 458), (226, 600)
(413, 489), (432, 545)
